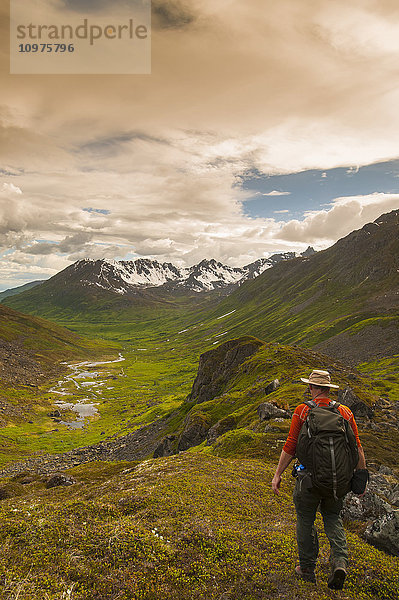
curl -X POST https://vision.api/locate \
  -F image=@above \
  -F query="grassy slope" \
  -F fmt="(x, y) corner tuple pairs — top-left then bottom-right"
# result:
(0, 318), (398, 598)
(0, 305), (120, 463)
(0, 455), (397, 600)
(168, 213), (399, 357)
(0, 304), (115, 373)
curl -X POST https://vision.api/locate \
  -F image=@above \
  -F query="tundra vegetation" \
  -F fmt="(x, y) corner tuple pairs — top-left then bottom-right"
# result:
(0, 212), (398, 598)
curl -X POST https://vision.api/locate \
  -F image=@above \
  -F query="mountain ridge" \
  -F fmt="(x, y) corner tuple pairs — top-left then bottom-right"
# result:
(2, 251), (311, 317)
(52, 252), (304, 295)
(0, 280), (44, 301)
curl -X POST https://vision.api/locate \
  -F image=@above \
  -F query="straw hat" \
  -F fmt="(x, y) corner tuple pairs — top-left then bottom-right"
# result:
(300, 369), (339, 389)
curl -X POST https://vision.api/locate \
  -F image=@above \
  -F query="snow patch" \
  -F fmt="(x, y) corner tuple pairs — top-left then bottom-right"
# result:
(217, 310), (236, 319)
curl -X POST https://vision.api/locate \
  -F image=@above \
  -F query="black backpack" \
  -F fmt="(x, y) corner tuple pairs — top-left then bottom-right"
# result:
(296, 400), (359, 500)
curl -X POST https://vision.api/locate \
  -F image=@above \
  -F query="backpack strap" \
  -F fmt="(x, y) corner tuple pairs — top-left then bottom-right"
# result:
(328, 400), (341, 410)
(303, 399), (317, 409)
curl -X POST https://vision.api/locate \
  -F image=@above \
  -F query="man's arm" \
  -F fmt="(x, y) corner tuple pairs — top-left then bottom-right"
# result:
(357, 445), (366, 470)
(272, 449), (294, 495)
(348, 409), (367, 470)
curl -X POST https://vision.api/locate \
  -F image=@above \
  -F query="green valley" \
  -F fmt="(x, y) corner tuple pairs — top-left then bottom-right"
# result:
(0, 211), (398, 599)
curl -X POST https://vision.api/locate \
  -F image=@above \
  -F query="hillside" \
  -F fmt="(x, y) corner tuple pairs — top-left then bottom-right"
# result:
(0, 335), (397, 599)
(0, 454), (396, 600)
(0, 280), (44, 302)
(0, 304), (114, 388)
(174, 210), (399, 365)
(148, 336), (398, 467)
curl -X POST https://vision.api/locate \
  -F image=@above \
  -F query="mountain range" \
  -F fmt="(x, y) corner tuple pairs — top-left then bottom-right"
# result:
(2, 250), (314, 316)
(60, 253), (302, 294)
(3, 211), (399, 365)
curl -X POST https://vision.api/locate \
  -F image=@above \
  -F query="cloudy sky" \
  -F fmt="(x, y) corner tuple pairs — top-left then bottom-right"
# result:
(1, 0), (399, 290)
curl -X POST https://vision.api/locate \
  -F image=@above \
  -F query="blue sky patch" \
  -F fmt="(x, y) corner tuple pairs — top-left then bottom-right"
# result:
(241, 159), (399, 221)
(83, 207), (110, 215)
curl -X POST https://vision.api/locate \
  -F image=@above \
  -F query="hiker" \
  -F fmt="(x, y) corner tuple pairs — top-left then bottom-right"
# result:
(271, 369), (368, 590)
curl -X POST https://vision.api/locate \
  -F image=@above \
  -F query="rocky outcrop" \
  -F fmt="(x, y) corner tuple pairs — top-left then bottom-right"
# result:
(257, 402), (291, 421)
(337, 387), (373, 418)
(177, 413), (212, 452)
(153, 435), (177, 458)
(264, 379), (280, 395)
(153, 338), (264, 457)
(343, 466), (399, 556)
(187, 337), (263, 404)
(207, 415), (237, 445)
(365, 509), (399, 556)
(46, 473), (76, 489)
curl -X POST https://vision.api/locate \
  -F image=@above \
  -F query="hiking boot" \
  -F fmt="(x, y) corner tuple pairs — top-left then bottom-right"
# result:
(295, 565), (316, 583)
(328, 566), (347, 590)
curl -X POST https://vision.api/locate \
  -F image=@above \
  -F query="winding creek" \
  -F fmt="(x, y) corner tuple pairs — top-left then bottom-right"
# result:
(48, 353), (125, 429)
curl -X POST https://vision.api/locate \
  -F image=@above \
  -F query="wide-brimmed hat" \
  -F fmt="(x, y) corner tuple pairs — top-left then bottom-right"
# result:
(300, 369), (339, 389)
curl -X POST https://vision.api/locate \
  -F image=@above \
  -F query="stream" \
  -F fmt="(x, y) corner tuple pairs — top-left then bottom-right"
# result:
(48, 354), (125, 429)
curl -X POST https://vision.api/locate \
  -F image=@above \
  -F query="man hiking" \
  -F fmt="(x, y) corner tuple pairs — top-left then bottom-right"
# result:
(272, 369), (367, 589)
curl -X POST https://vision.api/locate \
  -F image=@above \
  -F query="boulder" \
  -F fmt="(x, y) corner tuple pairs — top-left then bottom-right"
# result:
(46, 473), (76, 489)
(343, 467), (399, 555)
(364, 509), (399, 556)
(257, 402), (291, 421)
(337, 387), (373, 418)
(207, 415), (237, 445)
(264, 379), (280, 395)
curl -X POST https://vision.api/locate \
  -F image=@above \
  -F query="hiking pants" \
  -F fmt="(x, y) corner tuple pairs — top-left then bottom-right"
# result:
(293, 477), (348, 571)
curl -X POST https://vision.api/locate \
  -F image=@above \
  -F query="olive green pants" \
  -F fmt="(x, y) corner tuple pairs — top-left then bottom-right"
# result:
(293, 477), (348, 571)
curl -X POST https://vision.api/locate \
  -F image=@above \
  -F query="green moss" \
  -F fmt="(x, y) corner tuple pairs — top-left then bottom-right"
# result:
(212, 428), (285, 462)
(0, 453), (396, 599)
(0, 481), (26, 499)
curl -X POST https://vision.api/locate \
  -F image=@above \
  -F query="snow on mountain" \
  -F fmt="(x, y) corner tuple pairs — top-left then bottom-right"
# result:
(71, 253), (303, 295)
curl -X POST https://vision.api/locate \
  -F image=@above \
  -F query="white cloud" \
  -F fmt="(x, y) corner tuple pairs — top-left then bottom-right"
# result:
(346, 166), (360, 175)
(262, 190), (291, 196)
(1, 183), (22, 195)
(277, 193), (399, 244)
(316, 3), (399, 58)
(1, 1), (399, 285)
